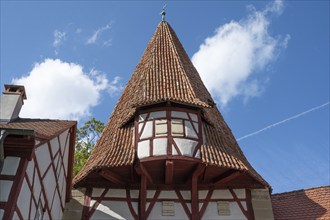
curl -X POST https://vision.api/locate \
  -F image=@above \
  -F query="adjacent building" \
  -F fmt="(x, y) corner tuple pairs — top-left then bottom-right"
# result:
(271, 186), (330, 220)
(0, 85), (77, 219)
(72, 21), (274, 220)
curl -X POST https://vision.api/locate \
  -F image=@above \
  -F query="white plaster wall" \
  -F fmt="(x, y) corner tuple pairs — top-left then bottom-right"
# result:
(50, 190), (62, 220)
(172, 145), (179, 155)
(0, 180), (12, 202)
(12, 211), (19, 220)
(43, 210), (50, 220)
(1, 156), (20, 175)
(189, 113), (198, 122)
(193, 122), (198, 132)
(0, 210), (19, 220)
(233, 189), (246, 199)
(202, 201), (247, 220)
(86, 189), (250, 220)
(153, 138), (168, 156)
(251, 189), (274, 220)
(26, 159), (35, 182)
(91, 201), (133, 220)
(158, 191), (178, 199)
(92, 188), (106, 197)
(33, 166), (42, 200)
(185, 121), (198, 138)
(59, 129), (69, 153)
(29, 201), (37, 220)
(173, 138), (198, 157)
(130, 190), (139, 199)
(211, 189), (233, 199)
(138, 140), (150, 158)
(179, 190), (191, 200)
(198, 190), (208, 199)
(53, 153), (60, 175)
(140, 121), (153, 139)
(35, 143), (51, 176)
(106, 189), (128, 198)
(43, 163), (56, 206)
(147, 190), (156, 199)
(17, 178), (31, 218)
(49, 131), (69, 219)
(149, 202), (188, 220)
(61, 176), (67, 207)
(63, 138), (69, 175)
(50, 137), (59, 157)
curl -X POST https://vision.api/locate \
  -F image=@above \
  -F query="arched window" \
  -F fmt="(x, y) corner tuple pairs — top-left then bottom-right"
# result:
(135, 108), (202, 159)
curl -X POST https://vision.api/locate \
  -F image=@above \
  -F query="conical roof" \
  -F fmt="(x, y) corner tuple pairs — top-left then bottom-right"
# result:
(73, 21), (269, 188)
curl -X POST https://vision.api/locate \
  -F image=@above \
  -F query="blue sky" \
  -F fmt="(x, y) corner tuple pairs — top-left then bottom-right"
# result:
(1, 1), (329, 194)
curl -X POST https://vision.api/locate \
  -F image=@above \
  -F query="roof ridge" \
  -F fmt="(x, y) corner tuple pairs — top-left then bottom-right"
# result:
(272, 185), (330, 196)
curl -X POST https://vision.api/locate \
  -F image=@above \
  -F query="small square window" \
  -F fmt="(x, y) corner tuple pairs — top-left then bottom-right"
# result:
(162, 201), (175, 216)
(171, 119), (184, 136)
(155, 119), (167, 136)
(217, 201), (230, 216)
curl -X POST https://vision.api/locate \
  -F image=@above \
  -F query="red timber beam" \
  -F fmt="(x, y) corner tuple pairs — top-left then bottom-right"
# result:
(175, 189), (191, 219)
(66, 125), (77, 202)
(199, 187), (214, 219)
(165, 160), (174, 184)
(126, 189), (138, 220)
(213, 170), (241, 185)
(82, 188), (92, 220)
(191, 164), (205, 220)
(229, 188), (252, 220)
(98, 169), (128, 185)
(134, 160), (152, 220)
(2, 158), (28, 220)
(246, 189), (255, 220)
(145, 190), (161, 218)
(139, 174), (147, 220)
(88, 188), (109, 218)
(135, 163), (153, 184)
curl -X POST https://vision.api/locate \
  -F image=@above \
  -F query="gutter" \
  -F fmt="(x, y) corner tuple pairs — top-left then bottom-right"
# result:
(0, 128), (35, 173)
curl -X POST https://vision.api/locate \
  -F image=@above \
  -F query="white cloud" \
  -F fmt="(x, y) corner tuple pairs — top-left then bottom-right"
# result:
(108, 76), (124, 96)
(53, 30), (66, 55)
(86, 23), (112, 45)
(192, 0), (289, 106)
(12, 59), (120, 120)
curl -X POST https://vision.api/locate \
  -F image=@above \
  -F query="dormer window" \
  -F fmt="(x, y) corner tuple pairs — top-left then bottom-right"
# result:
(135, 108), (202, 159)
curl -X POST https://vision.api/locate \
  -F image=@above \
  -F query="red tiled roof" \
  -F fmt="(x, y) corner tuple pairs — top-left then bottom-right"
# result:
(0, 118), (77, 140)
(73, 21), (269, 188)
(271, 186), (330, 220)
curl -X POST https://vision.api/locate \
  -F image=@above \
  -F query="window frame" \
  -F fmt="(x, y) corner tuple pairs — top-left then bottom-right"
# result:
(135, 107), (202, 159)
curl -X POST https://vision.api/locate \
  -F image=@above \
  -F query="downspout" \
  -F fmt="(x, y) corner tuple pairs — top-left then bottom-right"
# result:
(0, 128), (35, 173)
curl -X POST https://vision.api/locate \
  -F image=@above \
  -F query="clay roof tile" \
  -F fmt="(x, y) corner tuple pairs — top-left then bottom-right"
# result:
(73, 21), (269, 188)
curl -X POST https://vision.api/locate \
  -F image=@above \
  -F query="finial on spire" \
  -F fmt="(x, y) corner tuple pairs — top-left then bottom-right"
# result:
(161, 4), (166, 21)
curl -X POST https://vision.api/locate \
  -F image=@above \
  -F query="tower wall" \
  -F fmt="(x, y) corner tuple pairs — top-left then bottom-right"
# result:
(73, 187), (264, 220)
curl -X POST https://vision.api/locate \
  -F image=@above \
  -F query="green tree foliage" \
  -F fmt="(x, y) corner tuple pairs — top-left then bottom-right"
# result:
(74, 118), (105, 177)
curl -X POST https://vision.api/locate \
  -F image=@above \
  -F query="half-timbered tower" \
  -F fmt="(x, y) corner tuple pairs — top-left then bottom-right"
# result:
(0, 85), (77, 220)
(73, 21), (274, 220)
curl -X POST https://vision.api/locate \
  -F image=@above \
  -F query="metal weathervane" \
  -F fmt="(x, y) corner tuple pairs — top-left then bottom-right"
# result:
(161, 4), (166, 21)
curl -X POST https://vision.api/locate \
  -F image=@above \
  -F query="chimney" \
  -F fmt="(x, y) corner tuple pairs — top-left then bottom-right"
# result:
(0, 85), (27, 123)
